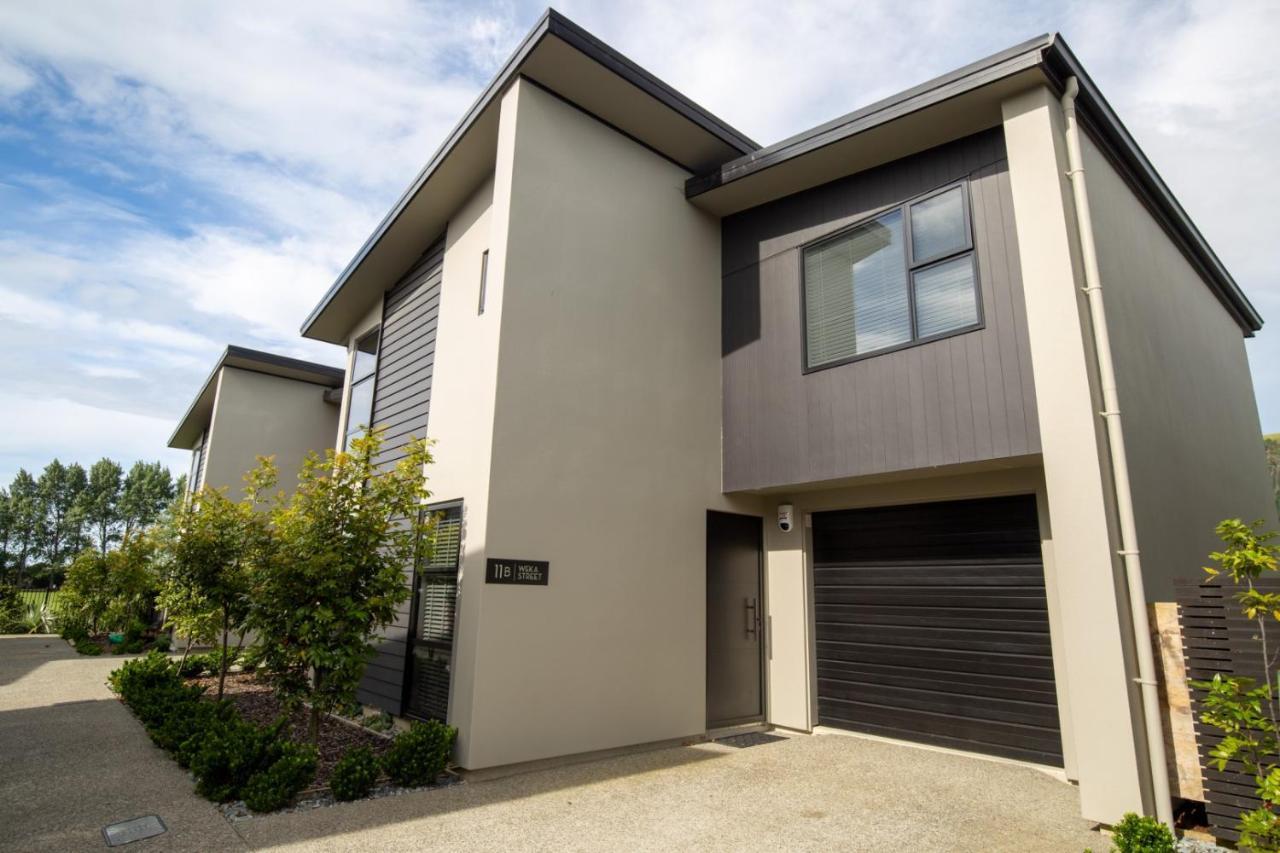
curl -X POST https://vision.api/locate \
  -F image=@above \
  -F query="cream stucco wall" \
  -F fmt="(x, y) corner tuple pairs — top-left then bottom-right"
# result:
(423, 173), (501, 763)
(454, 78), (758, 769)
(202, 366), (339, 496)
(1079, 131), (1275, 600)
(1001, 85), (1145, 823)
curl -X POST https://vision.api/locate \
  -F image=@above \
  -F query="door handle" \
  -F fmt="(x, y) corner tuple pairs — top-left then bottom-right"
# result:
(745, 597), (758, 639)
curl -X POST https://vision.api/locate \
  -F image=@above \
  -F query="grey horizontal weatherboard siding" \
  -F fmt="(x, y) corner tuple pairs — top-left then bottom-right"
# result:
(721, 128), (1039, 493)
(356, 239), (445, 714)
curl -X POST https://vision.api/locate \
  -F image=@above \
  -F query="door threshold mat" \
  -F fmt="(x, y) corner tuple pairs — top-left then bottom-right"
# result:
(103, 815), (166, 846)
(714, 732), (787, 749)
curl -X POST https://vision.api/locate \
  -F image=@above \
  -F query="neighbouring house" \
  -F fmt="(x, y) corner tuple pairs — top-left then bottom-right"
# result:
(169, 345), (343, 496)
(295, 10), (1275, 826)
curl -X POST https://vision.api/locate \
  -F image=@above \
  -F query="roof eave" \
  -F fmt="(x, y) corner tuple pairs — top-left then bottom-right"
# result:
(685, 33), (1262, 336)
(299, 8), (759, 344)
(167, 345), (345, 449)
(1040, 36), (1262, 334)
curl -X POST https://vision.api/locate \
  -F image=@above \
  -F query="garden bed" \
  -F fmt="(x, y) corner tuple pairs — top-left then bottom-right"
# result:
(110, 652), (457, 816)
(188, 671), (392, 789)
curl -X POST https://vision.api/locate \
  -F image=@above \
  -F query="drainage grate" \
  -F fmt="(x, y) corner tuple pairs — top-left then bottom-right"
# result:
(102, 816), (166, 847)
(715, 732), (787, 749)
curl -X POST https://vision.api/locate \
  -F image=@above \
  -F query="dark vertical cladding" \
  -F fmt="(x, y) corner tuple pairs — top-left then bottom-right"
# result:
(356, 237), (446, 714)
(720, 128), (1039, 492)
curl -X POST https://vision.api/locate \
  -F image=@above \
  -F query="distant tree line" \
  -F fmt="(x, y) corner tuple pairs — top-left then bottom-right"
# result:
(0, 459), (184, 588)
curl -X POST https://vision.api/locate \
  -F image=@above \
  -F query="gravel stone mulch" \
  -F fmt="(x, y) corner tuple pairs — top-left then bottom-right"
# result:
(188, 671), (392, 789)
(219, 774), (461, 823)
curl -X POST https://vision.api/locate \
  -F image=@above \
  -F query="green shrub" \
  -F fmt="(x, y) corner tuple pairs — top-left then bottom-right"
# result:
(237, 643), (264, 672)
(60, 616), (89, 642)
(1109, 812), (1175, 853)
(242, 743), (317, 812)
(109, 650), (179, 696)
(150, 634), (172, 653)
(151, 698), (230, 757)
(191, 717), (287, 802)
(0, 585), (24, 633)
(179, 647), (240, 678)
(178, 652), (211, 677)
(381, 720), (456, 788)
(331, 746), (380, 801)
(361, 711), (394, 733)
(74, 637), (102, 655)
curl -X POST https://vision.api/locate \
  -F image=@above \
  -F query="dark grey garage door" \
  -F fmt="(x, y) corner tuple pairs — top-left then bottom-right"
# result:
(812, 494), (1062, 766)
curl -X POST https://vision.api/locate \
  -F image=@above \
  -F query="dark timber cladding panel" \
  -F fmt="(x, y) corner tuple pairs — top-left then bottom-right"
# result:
(356, 238), (444, 714)
(720, 128), (1039, 492)
(812, 495), (1062, 766)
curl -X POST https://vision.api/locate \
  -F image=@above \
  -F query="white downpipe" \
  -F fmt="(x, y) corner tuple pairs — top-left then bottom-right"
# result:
(1059, 76), (1173, 828)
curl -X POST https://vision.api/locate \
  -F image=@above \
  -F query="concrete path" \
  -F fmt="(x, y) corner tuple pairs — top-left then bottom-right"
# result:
(1, 634), (1102, 852)
(0, 635), (244, 852)
(243, 733), (1101, 852)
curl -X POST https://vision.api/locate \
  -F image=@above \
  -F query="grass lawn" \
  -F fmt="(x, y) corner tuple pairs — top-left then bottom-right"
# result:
(17, 589), (63, 610)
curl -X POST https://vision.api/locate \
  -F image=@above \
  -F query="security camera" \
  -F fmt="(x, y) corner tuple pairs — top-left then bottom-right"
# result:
(778, 503), (795, 533)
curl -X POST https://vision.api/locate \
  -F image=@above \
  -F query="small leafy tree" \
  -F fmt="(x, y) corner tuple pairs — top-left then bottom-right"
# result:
(59, 549), (113, 633)
(104, 533), (160, 632)
(1195, 519), (1280, 851)
(247, 431), (433, 743)
(57, 533), (158, 634)
(167, 478), (270, 700)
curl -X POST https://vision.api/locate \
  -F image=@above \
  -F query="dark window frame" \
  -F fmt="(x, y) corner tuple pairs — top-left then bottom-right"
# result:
(401, 499), (463, 723)
(477, 249), (489, 315)
(342, 327), (381, 450)
(799, 179), (983, 374)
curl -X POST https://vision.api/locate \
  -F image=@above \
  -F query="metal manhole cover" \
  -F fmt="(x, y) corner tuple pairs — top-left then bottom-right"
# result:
(102, 815), (167, 847)
(715, 732), (787, 749)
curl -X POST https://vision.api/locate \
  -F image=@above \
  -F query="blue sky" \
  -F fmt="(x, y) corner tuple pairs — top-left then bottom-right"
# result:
(0, 0), (1277, 485)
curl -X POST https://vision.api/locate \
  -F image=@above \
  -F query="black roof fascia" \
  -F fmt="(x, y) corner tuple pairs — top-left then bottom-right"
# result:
(167, 345), (344, 448)
(686, 33), (1262, 335)
(299, 8), (759, 339)
(684, 34), (1053, 197)
(1040, 36), (1262, 333)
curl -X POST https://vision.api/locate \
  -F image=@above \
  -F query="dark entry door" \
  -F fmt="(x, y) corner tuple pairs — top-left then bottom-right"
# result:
(707, 511), (764, 727)
(812, 495), (1062, 766)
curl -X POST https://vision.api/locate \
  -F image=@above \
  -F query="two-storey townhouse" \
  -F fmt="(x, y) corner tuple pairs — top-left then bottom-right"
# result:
(170, 345), (343, 496)
(296, 10), (1274, 825)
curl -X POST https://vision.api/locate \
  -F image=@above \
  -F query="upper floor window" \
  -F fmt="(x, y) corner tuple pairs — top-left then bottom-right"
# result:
(188, 431), (206, 495)
(343, 329), (379, 450)
(802, 182), (980, 371)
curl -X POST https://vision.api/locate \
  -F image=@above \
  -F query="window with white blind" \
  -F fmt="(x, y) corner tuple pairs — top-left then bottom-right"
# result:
(802, 182), (980, 371)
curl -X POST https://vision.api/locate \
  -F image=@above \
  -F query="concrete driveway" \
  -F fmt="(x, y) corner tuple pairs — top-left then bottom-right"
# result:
(0, 634), (243, 852)
(0, 635), (1101, 852)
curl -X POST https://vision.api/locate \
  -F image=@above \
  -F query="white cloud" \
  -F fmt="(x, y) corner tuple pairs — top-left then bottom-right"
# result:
(0, 51), (34, 98)
(0, 0), (1278, 494)
(0, 390), (189, 484)
(0, 285), (216, 353)
(77, 364), (143, 380)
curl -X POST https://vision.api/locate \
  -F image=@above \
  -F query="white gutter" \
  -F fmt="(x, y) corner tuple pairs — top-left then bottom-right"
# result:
(1059, 75), (1174, 828)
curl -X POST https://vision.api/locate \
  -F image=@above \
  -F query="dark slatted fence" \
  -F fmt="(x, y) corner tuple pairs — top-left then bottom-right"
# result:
(1176, 577), (1280, 846)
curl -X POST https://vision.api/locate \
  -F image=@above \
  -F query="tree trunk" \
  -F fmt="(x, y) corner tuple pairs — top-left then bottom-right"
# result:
(178, 634), (192, 670)
(309, 668), (323, 744)
(217, 607), (229, 702)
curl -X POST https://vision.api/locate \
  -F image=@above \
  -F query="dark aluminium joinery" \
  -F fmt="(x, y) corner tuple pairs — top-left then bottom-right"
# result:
(801, 180), (982, 372)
